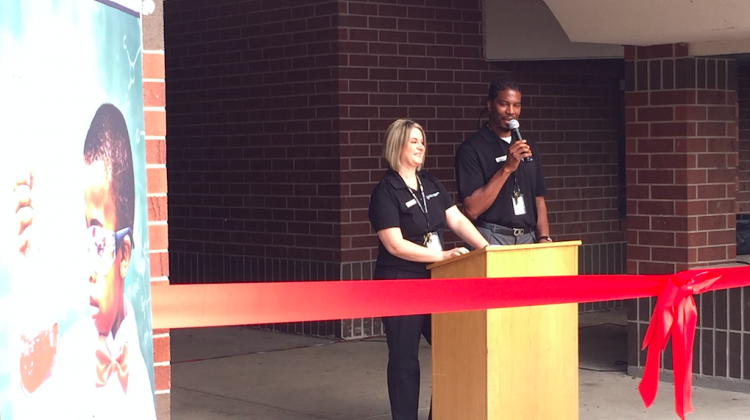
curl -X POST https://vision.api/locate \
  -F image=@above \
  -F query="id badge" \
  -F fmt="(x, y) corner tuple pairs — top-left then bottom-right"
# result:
(423, 232), (443, 251)
(513, 194), (526, 215)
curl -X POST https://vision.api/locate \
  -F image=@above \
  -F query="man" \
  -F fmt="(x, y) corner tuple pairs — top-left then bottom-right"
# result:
(84, 103), (156, 420)
(455, 78), (551, 245)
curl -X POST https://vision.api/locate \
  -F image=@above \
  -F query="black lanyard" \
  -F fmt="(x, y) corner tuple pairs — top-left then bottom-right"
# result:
(500, 138), (522, 198)
(512, 173), (521, 198)
(406, 176), (431, 232)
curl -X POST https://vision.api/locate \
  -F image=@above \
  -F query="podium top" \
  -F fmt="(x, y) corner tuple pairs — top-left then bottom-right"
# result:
(426, 240), (582, 270)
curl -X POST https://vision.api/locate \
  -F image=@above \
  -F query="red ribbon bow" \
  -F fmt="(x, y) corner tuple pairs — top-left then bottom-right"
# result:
(95, 341), (129, 392)
(638, 270), (720, 419)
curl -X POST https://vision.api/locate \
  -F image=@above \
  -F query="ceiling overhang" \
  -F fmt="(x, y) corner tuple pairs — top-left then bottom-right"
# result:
(542, 0), (750, 46)
(483, 0), (623, 61)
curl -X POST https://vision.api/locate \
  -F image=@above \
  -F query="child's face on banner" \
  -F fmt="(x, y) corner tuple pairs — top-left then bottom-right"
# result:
(84, 159), (123, 336)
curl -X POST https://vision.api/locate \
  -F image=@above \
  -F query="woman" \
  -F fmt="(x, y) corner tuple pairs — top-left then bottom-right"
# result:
(368, 119), (490, 420)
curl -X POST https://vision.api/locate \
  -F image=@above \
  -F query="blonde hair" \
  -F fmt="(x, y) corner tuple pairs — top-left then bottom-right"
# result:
(383, 119), (426, 172)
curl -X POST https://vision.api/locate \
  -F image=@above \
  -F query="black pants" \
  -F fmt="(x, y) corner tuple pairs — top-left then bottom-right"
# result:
(376, 266), (432, 420)
(382, 314), (432, 420)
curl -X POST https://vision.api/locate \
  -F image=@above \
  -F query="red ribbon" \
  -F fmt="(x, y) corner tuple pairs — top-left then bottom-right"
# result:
(150, 265), (750, 419)
(637, 270), (720, 420)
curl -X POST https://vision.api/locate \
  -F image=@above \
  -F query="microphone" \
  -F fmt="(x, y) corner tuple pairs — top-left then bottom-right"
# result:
(508, 119), (522, 142)
(508, 119), (531, 162)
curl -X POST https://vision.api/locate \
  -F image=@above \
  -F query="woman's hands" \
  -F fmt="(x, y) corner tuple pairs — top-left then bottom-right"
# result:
(378, 228), (471, 263)
(441, 247), (469, 260)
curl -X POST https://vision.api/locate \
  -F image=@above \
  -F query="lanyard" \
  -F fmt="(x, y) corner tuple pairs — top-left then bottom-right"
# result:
(512, 172), (521, 198)
(500, 137), (522, 198)
(406, 176), (431, 231)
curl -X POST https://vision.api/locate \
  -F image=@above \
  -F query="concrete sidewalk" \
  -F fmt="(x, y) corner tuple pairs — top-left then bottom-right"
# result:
(170, 309), (750, 419)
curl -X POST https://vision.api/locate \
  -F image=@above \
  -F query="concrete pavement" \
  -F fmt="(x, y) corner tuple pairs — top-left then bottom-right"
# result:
(170, 308), (750, 419)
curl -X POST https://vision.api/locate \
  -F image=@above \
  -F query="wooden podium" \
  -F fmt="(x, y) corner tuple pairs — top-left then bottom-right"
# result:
(428, 241), (581, 420)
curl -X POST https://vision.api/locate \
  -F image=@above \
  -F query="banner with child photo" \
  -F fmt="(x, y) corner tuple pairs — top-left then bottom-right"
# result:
(0, 1), (156, 418)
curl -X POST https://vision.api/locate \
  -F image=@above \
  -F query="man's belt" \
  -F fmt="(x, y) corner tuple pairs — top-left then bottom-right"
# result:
(474, 220), (532, 237)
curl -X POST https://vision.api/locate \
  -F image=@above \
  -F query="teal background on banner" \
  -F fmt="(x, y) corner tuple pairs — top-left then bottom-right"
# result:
(0, 1), (152, 418)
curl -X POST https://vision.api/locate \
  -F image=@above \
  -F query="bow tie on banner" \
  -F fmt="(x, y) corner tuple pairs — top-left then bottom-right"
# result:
(95, 340), (129, 392)
(638, 270), (721, 420)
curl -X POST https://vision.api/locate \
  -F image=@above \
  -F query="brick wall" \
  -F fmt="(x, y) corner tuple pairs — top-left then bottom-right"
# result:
(336, 0), (626, 265)
(143, 1), (171, 419)
(624, 44), (738, 274)
(163, 0), (627, 340)
(164, 0), (346, 338)
(335, 0), (627, 316)
(164, 0), (342, 265)
(739, 64), (750, 213)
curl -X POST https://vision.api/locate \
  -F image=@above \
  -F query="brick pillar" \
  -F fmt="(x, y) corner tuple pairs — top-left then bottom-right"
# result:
(738, 64), (750, 211)
(625, 44), (738, 274)
(143, 1), (171, 419)
(625, 44), (745, 384)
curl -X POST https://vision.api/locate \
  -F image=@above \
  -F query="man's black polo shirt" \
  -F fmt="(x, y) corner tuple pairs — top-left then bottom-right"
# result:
(369, 169), (454, 276)
(455, 123), (546, 229)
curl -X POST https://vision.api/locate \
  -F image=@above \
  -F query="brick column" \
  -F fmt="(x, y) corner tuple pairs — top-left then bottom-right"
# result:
(625, 44), (738, 274)
(739, 64), (750, 211)
(143, 1), (171, 419)
(625, 44), (745, 384)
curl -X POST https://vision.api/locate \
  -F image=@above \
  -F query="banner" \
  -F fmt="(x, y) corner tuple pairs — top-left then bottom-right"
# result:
(0, 1), (156, 418)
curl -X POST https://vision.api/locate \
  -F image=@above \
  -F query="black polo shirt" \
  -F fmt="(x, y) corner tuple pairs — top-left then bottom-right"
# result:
(369, 169), (455, 276)
(455, 123), (546, 229)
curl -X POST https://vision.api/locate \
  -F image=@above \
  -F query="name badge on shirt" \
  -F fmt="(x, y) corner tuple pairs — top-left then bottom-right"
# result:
(513, 193), (527, 215)
(405, 198), (417, 208)
(423, 232), (442, 251)
(495, 155), (507, 163)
